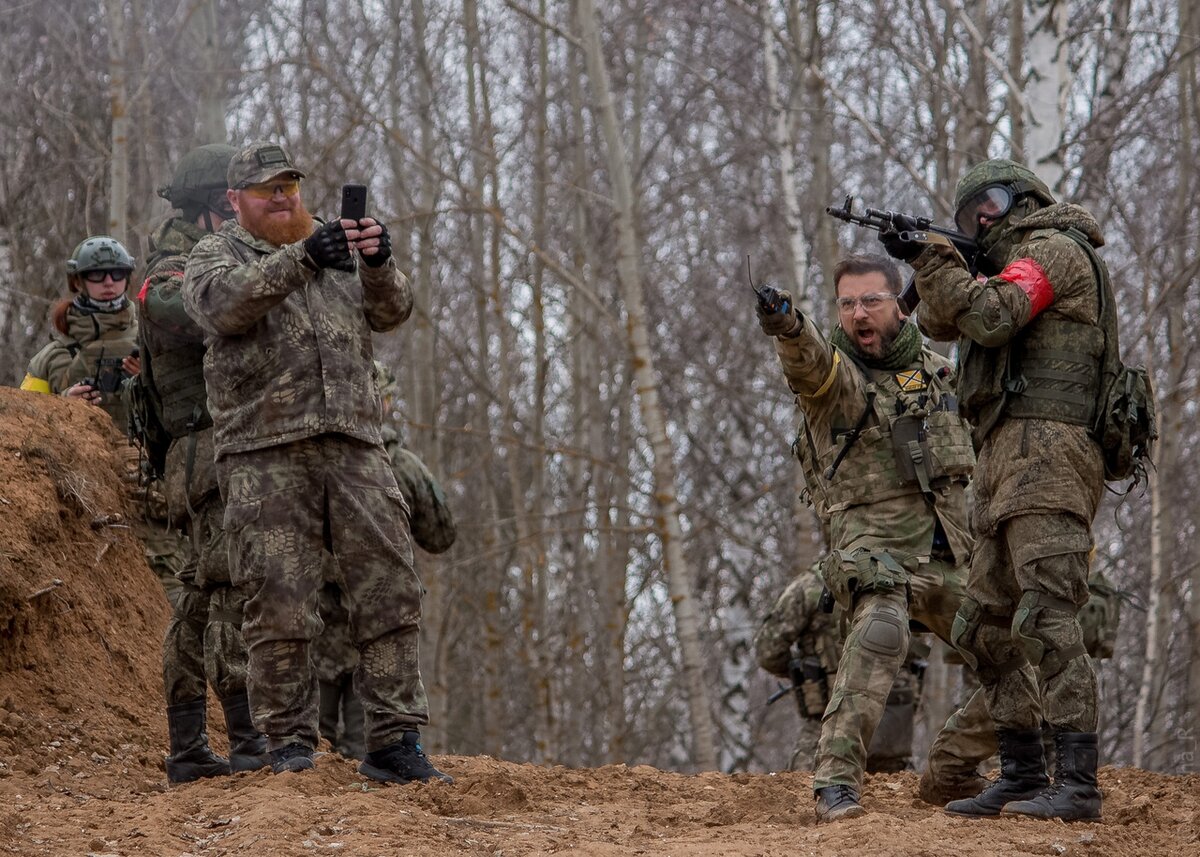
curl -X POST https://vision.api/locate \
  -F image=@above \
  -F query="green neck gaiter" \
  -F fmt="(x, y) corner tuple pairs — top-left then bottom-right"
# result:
(830, 320), (923, 371)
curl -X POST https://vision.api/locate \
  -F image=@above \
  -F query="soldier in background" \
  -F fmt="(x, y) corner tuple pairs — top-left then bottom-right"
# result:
(755, 561), (934, 775)
(129, 143), (269, 783)
(316, 362), (457, 758)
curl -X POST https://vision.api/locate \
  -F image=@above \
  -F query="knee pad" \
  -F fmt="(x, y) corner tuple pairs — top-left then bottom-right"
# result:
(1012, 590), (1087, 677)
(860, 603), (908, 658)
(949, 598), (984, 670)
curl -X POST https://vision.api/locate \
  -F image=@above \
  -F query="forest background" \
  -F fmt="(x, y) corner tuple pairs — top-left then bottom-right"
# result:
(0, 0), (1195, 776)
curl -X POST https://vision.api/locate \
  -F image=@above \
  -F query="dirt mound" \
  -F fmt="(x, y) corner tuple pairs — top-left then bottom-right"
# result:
(1, 387), (1197, 856)
(0, 387), (170, 792)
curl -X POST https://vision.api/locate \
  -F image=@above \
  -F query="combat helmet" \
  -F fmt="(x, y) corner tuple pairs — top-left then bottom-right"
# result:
(66, 235), (135, 277)
(158, 143), (237, 220)
(953, 159), (1056, 239)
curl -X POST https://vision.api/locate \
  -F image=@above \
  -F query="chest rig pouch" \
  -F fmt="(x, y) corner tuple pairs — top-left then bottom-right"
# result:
(818, 352), (974, 512)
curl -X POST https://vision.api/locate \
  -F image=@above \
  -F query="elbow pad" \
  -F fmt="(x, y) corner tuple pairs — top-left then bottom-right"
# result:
(958, 289), (1015, 347)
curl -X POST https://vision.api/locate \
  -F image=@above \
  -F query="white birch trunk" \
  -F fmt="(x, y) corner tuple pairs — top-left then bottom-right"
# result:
(575, 0), (718, 771)
(1024, 0), (1069, 191)
(760, 0), (810, 313)
(105, 0), (129, 241)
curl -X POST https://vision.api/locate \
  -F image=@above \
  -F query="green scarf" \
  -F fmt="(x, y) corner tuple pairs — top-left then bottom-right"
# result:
(830, 320), (923, 371)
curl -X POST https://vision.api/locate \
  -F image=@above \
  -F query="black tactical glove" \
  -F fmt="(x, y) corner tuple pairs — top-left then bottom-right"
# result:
(756, 290), (802, 337)
(360, 221), (392, 268)
(303, 220), (355, 272)
(879, 229), (922, 263)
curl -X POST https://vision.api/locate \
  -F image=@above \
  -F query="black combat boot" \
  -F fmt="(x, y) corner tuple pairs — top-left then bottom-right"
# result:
(270, 742), (316, 774)
(220, 692), (270, 773)
(814, 785), (867, 822)
(944, 728), (1049, 817)
(1001, 731), (1101, 820)
(165, 698), (232, 784)
(359, 731), (454, 784)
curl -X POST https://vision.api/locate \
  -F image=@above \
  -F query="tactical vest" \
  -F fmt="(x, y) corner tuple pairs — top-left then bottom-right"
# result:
(811, 350), (974, 512)
(62, 318), (138, 429)
(138, 264), (212, 438)
(964, 228), (1108, 437)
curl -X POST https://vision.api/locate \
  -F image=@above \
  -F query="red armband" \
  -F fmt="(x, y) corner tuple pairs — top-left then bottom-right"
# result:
(998, 258), (1054, 320)
(138, 277), (152, 303)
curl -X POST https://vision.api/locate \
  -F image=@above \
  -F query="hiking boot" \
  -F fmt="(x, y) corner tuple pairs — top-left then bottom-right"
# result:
(270, 743), (315, 774)
(944, 728), (1049, 817)
(165, 698), (232, 784)
(918, 765), (990, 806)
(220, 692), (270, 773)
(1001, 731), (1101, 821)
(814, 785), (866, 822)
(359, 731), (454, 784)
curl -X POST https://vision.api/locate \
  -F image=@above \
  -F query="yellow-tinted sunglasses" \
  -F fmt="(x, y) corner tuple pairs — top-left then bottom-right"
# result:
(241, 178), (301, 200)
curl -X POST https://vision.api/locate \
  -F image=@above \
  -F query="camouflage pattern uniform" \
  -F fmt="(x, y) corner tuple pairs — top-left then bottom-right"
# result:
(182, 184), (427, 755)
(767, 312), (976, 797)
(755, 562), (929, 772)
(315, 374), (457, 759)
(138, 216), (254, 706)
(910, 159), (1109, 818)
(913, 204), (1105, 734)
(21, 282), (188, 618)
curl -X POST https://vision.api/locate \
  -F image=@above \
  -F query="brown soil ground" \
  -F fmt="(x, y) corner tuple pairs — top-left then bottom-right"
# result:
(1, 386), (1197, 856)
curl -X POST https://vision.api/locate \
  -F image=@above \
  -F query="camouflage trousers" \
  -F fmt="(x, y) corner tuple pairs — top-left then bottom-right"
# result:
(162, 498), (251, 704)
(791, 667), (919, 773)
(315, 581), (366, 758)
(813, 556), (966, 792)
(218, 435), (428, 753)
(925, 680), (998, 781)
(952, 512), (1096, 732)
(135, 517), (188, 610)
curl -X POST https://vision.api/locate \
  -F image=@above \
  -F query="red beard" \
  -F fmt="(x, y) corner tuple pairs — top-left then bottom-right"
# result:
(238, 200), (316, 246)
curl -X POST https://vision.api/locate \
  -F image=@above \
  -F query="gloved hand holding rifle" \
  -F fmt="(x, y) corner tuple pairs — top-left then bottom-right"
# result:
(824, 195), (980, 313)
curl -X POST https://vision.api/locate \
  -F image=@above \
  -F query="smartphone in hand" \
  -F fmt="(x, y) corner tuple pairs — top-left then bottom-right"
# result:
(341, 184), (367, 221)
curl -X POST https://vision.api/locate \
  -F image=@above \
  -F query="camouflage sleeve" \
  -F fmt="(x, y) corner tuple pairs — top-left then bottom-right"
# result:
(359, 260), (413, 333)
(182, 235), (314, 336)
(140, 256), (204, 344)
(910, 246), (965, 342)
(914, 232), (1097, 349)
(770, 313), (843, 398)
(24, 339), (74, 394)
(753, 573), (821, 677)
(390, 447), (457, 554)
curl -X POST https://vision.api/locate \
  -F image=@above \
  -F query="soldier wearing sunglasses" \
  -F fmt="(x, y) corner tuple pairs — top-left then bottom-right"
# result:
(880, 159), (1107, 821)
(182, 141), (450, 785)
(21, 235), (140, 422)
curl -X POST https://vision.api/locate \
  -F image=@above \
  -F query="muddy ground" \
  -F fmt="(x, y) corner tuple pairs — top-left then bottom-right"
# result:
(1, 386), (1196, 856)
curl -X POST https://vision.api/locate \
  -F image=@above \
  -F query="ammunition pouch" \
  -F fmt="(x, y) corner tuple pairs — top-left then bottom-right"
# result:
(790, 656), (829, 720)
(820, 547), (912, 611)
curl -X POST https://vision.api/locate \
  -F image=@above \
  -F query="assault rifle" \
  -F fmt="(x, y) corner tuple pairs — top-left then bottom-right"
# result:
(824, 195), (980, 313)
(766, 654), (828, 720)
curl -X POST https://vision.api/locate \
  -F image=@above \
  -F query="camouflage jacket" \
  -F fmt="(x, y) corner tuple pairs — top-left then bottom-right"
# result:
(22, 299), (138, 429)
(754, 565), (841, 679)
(138, 217), (221, 516)
(912, 204), (1106, 532)
(381, 422), (457, 554)
(771, 317), (973, 566)
(181, 221), (412, 458)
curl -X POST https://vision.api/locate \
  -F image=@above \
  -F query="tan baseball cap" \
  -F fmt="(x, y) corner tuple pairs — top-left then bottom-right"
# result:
(227, 140), (307, 189)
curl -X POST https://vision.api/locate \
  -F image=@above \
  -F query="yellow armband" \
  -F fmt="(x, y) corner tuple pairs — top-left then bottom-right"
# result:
(20, 374), (51, 394)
